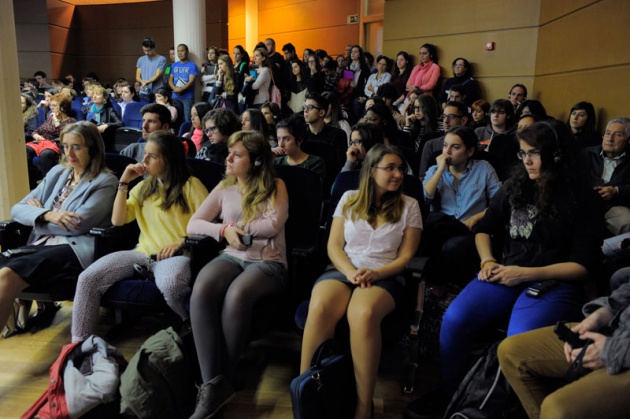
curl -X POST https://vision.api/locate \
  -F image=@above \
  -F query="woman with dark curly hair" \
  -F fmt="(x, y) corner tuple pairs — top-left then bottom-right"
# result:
(408, 119), (604, 417)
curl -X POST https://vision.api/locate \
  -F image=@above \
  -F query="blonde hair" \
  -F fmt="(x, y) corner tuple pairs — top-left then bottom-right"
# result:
(221, 130), (276, 223)
(342, 144), (406, 225)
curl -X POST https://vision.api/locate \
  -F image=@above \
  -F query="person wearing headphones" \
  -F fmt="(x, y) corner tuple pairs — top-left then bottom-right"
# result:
(407, 120), (603, 418)
(508, 83), (528, 110)
(187, 131), (289, 419)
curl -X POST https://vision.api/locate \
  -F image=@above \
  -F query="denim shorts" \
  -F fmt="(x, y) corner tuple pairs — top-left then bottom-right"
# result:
(314, 266), (405, 307)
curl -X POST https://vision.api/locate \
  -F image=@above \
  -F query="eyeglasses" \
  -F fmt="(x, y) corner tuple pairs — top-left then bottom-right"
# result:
(375, 165), (406, 174)
(516, 149), (541, 160)
(413, 106), (426, 111)
(350, 139), (363, 146)
(441, 114), (461, 121)
(452, 64), (465, 68)
(490, 110), (506, 115)
(303, 104), (320, 111)
(204, 126), (218, 134)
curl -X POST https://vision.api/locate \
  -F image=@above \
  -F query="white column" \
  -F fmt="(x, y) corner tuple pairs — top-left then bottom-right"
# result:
(0, 0), (30, 219)
(172, 0), (206, 101)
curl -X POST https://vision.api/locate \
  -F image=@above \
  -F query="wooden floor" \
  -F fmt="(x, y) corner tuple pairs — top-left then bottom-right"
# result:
(0, 303), (440, 419)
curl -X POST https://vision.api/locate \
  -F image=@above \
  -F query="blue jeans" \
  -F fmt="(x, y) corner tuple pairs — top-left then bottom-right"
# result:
(439, 275), (584, 394)
(178, 97), (194, 122)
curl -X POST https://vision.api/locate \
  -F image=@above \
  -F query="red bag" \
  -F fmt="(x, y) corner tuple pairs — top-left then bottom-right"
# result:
(22, 336), (127, 419)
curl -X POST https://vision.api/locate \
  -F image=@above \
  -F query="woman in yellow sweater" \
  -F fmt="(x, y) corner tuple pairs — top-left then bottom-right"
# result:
(70, 131), (208, 342)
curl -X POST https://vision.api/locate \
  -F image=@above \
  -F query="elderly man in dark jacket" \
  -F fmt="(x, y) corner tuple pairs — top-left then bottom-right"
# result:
(586, 117), (630, 235)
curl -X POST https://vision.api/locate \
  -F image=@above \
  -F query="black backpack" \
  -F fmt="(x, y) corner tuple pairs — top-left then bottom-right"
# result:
(443, 341), (527, 419)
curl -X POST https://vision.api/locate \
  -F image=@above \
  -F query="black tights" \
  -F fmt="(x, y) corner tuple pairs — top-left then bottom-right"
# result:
(190, 256), (285, 384)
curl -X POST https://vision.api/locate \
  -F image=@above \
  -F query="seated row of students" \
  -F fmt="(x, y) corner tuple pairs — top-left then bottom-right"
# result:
(5, 115), (630, 418)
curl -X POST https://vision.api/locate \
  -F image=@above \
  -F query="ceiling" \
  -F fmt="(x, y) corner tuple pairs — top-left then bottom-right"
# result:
(60, 0), (161, 5)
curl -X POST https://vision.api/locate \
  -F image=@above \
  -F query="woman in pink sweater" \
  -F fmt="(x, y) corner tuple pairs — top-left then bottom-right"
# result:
(406, 43), (441, 97)
(187, 130), (289, 419)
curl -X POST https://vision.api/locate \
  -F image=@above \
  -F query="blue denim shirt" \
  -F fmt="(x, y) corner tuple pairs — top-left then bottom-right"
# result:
(423, 159), (501, 221)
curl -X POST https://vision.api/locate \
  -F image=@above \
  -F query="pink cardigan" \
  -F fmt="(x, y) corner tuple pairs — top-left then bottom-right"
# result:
(187, 182), (288, 267)
(407, 62), (441, 96)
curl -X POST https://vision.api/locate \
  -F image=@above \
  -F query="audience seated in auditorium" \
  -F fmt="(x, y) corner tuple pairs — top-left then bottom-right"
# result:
(241, 108), (276, 146)
(0, 122), (116, 331)
(508, 83), (527, 110)
(418, 101), (469, 179)
(71, 131), (207, 343)
(34, 70), (52, 90)
(21, 93), (38, 137)
(568, 101), (600, 148)
(196, 108), (241, 164)
(475, 99), (519, 180)
(117, 82), (139, 120)
(470, 99), (490, 129)
(183, 102), (213, 151)
(322, 91), (351, 143)
(342, 123), (385, 172)
(84, 85), (123, 151)
(303, 92), (348, 156)
(153, 88), (179, 125)
(187, 131), (289, 419)
(120, 103), (171, 162)
(26, 93), (77, 188)
(301, 144), (422, 419)
(407, 120), (603, 418)
(422, 126), (501, 283)
(439, 57), (480, 109)
(586, 117), (630, 236)
(273, 114), (326, 180)
(403, 93), (440, 152)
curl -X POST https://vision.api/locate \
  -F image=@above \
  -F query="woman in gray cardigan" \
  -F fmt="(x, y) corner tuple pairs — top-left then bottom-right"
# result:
(0, 121), (117, 329)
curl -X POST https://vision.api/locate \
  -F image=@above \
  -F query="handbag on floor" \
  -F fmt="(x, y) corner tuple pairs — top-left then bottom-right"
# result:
(290, 339), (356, 419)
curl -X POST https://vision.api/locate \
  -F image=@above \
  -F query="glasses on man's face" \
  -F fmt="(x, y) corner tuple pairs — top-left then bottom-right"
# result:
(303, 104), (320, 111)
(516, 149), (541, 160)
(204, 126), (218, 134)
(375, 165), (406, 174)
(350, 139), (363, 147)
(441, 114), (461, 121)
(491, 110), (506, 115)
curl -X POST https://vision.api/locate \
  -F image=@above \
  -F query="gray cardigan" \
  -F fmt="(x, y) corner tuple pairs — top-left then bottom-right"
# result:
(583, 281), (630, 375)
(11, 164), (117, 269)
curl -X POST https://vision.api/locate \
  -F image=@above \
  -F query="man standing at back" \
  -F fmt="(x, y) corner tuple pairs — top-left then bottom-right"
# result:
(169, 43), (198, 122)
(265, 38), (285, 94)
(136, 37), (167, 100)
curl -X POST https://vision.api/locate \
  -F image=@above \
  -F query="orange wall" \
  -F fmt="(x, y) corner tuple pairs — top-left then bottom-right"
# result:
(228, 0), (361, 58)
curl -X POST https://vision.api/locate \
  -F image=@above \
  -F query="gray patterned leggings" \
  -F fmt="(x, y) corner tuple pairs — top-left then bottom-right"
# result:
(71, 250), (191, 341)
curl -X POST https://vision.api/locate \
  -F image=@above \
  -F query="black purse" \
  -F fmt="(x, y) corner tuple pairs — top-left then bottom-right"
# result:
(290, 339), (356, 419)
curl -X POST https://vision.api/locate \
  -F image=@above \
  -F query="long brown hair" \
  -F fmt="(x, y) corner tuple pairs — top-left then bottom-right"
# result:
(136, 131), (192, 212)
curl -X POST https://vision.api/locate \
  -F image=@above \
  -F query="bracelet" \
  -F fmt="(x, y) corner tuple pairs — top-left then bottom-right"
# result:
(480, 257), (497, 270)
(219, 224), (229, 238)
(118, 181), (129, 186)
(117, 185), (128, 193)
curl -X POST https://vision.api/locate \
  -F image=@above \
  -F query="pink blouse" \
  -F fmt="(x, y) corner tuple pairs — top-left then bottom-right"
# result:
(407, 62), (441, 96)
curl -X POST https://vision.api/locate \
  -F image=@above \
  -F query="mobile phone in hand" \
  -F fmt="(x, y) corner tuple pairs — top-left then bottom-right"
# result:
(554, 321), (591, 348)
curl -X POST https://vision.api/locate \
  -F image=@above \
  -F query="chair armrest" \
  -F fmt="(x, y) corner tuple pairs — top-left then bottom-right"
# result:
(185, 235), (225, 280)
(90, 223), (140, 258)
(0, 219), (33, 249)
(406, 256), (429, 279)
